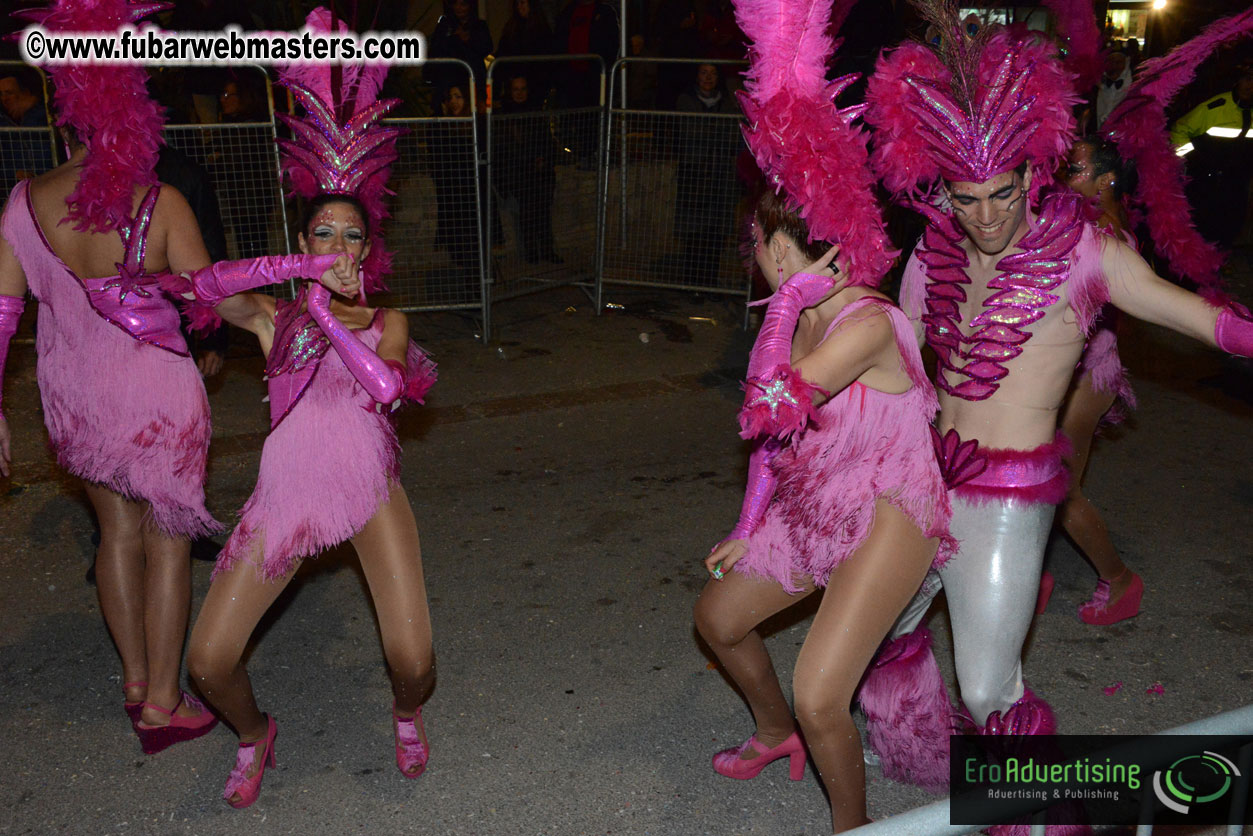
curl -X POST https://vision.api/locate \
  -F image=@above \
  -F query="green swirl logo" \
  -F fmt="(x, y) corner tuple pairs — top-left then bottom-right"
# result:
(1153, 752), (1241, 815)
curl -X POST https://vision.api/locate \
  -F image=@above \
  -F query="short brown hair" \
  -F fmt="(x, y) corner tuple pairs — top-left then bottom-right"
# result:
(754, 189), (831, 263)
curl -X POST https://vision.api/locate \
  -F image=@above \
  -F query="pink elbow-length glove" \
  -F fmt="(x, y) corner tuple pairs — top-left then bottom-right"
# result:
(1215, 302), (1253, 357)
(0, 294), (25, 419)
(738, 272), (834, 440)
(725, 439), (782, 542)
(189, 253), (343, 307)
(306, 284), (404, 406)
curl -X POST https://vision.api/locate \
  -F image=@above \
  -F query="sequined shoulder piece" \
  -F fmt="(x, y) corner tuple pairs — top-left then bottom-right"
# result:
(919, 192), (1086, 401)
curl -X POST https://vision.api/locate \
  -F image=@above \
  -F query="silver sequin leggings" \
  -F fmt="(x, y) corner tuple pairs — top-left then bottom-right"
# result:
(891, 494), (1055, 726)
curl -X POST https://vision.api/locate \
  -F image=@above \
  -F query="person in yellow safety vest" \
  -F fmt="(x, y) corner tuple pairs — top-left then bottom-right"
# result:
(1171, 63), (1253, 246)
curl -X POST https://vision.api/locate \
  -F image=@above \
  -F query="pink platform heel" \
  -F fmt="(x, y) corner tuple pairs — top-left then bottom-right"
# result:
(393, 705), (429, 779)
(122, 680), (147, 726)
(712, 731), (806, 781)
(134, 692), (218, 754)
(223, 715), (277, 809)
(1078, 569), (1143, 626)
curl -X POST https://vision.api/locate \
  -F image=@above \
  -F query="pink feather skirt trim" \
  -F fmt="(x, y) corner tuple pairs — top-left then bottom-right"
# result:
(1077, 326), (1137, 425)
(951, 432), (1072, 507)
(214, 351), (402, 581)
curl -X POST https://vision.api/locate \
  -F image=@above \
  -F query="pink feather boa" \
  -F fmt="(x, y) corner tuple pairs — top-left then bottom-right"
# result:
(734, 0), (896, 285)
(1102, 7), (1253, 294)
(16, 0), (170, 233)
(1041, 0), (1104, 94)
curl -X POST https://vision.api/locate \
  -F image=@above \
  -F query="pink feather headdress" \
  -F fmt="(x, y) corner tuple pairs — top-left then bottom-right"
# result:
(1040, 0), (1104, 94)
(1101, 6), (1253, 296)
(275, 7), (403, 294)
(733, 0), (895, 286)
(864, 0), (1079, 204)
(14, 0), (170, 232)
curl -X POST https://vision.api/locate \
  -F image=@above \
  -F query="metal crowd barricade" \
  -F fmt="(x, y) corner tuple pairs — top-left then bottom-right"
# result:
(161, 66), (289, 265)
(0, 61), (58, 199)
(844, 702), (1253, 836)
(383, 59), (487, 326)
(597, 57), (750, 316)
(484, 54), (605, 341)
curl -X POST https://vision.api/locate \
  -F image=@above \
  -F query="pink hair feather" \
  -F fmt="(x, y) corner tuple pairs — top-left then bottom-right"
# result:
(734, 0), (896, 286)
(1040, 0), (1104, 93)
(1102, 6), (1253, 295)
(275, 7), (403, 293)
(15, 0), (170, 233)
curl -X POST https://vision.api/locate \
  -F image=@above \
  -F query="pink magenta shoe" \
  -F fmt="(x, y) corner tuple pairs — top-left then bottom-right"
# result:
(1035, 570), (1055, 616)
(122, 680), (147, 726)
(223, 715), (277, 809)
(134, 692), (219, 754)
(712, 731), (806, 781)
(393, 705), (429, 779)
(1078, 570), (1143, 626)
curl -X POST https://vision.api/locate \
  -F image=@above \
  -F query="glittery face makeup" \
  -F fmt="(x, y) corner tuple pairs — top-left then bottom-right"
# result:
(1065, 142), (1099, 199)
(946, 171), (1029, 256)
(302, 201), (369, 259)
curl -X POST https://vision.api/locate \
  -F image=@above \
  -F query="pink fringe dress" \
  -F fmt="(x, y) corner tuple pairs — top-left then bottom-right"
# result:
(736, 298), (957, 594)
(214, 307), (430, 581)
(1, 181), (218, 538)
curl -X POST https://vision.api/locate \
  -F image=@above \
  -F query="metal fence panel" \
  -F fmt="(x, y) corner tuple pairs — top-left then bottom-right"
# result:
(598, 58), (751, 311)
(0, 62), (57, 198)
(485, 55), (606, 341)
(383, 59), (486, 318)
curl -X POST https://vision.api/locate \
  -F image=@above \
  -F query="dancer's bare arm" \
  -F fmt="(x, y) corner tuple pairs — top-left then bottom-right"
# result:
(1102, 236), (1220, 346)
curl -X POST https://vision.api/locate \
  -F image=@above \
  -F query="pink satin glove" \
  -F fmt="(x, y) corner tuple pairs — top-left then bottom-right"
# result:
(189, 254), (343, 307)
(1215, 302), (1253, 357)
(306, 284), (404, 406)
(726, 439), (781, 542)
(0, 294), (25, 420)
(745, 272), (837, 380)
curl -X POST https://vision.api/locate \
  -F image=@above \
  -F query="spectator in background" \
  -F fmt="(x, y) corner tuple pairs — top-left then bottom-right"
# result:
(674, 63), (741, 286)
(554, 0), (618, 165)
(0, 68), (53, 182)
(494, 75), (561, 265)
(168, 0), (254, 124)
(427, 84), (481, 297)
(214, 74), (272, 260)
(1123, 37), (1142, 70)
(1172, 62), (1253, 247)
(1095, 51), (1132, 127)
(495, 0), (555, 105)
(428, 0), (493, 103)
(654, 0), (702, 111)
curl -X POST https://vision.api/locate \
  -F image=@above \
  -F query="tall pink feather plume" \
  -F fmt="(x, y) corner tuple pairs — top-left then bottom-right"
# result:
(16, 0), (171, 233)
(865, 17), (1078, 203)
(275, 7), (403, 293)
(733, 0), (896, 285)
(1102, 6), (1253, 292)
(1040, 0), (1104, 93)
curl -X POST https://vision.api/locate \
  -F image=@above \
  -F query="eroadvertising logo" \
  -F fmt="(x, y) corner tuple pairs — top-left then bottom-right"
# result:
(1152, 751), (1242, 815)
(949, 735), (1251, 828)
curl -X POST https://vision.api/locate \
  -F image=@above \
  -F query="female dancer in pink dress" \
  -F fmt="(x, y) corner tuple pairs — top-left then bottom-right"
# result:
(692, 2), (954, 831)
(0, 0), (345, 754)
(184, 12), (439, 808)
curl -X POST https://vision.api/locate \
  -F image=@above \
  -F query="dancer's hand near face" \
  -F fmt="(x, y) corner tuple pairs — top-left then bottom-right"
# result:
(705, 538), (747, 579)
(318, 254), (359, 299)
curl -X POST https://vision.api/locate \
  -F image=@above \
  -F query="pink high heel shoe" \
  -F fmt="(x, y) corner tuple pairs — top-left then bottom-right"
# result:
(223, 715), (277, 809)
(1078, 569), (1143, 626)
(393, 705), (429, 779)
(712, 731), (806, 781)
(134, 692), (218, 754)
(122, 680), (147, 726)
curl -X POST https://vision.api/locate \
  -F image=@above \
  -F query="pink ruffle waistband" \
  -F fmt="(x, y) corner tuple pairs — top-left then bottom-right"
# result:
(951, 431), (1072, 506)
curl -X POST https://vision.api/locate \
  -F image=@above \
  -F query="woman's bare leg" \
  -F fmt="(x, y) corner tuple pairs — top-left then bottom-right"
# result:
(349, 484), (435, 718)
(792, 500), (936, 833)
(693, 562), (815, 755)
(1058, 378), (1132, 599)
